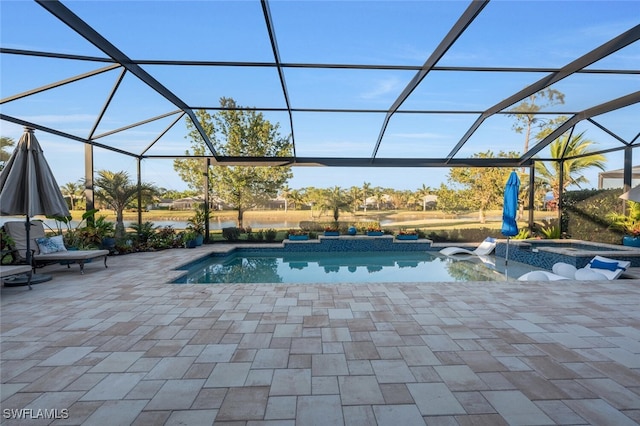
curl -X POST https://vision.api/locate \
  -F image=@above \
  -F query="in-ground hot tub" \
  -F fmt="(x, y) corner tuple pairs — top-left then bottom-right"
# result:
(494, 239), (640, 270)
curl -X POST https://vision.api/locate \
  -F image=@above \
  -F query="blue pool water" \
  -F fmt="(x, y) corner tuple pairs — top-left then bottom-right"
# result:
(173, 250), (536, 284)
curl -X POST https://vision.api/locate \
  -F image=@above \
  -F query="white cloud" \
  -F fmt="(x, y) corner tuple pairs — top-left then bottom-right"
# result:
(359, 77), (402, 100)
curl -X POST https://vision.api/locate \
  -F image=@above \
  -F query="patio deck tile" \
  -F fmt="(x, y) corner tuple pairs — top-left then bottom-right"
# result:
(1, 246), (639, 424)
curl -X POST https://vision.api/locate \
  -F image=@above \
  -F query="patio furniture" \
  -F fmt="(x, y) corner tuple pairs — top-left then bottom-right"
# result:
(439, 237), (497, 257)
(1, 254), (33, 289)
(3, 221), (109, 274)
(518, 255), (631, 281)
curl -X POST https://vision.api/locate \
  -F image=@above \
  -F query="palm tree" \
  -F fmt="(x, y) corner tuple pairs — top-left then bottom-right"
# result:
(361, 182), (371, 213)
(416, 184), (432, 211)
(535, 132), (606, 202)
(279, 185), (291, 212)
(0, 136), (15, 170)
(373, 187), (385, 210)
(319, 186), (351, 222)
(347, 186), (361, 213)
(288, 189), (305, 211)
(94, 170), (159, 239)
(60, 180), (84, 210)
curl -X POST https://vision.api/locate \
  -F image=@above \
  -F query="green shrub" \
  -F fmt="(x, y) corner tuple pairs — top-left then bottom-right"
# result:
(265, 228), (277, 242)
(129, 221), (159, 244)
(299, 221), (324, 232)
(513, 228), (531, 239)
(562, 189), (622, 244)
(222, 227), (241, 241)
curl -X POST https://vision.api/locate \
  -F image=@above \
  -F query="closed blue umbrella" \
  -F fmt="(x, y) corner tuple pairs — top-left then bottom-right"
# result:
(501, 171), (520, 267)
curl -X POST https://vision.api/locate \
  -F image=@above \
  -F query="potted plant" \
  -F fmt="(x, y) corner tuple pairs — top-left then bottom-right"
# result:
(608, 201), (640, 247)
(396, 229), (419, 240)
(93, 215), (116, 251)
(287, 229), (309, 240)
(187, 203), (208, 245)
(324, 225), (340, 236)
(182, 230), (198, 248)
(366, 225), (383, 236)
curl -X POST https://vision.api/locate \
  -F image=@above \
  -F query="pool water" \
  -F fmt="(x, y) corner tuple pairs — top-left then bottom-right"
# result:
(173, 250), (536, 284)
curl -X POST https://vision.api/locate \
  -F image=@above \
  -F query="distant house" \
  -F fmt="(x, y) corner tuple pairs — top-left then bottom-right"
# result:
(148, 198), (174, 210)
(171, 196), (227, 210)
(171, 197), (205, 210)
(598, 165), (640, 189)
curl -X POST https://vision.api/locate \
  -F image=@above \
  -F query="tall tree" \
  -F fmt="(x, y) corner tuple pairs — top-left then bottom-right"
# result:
(94, 170), (158, 239)
(347, 186), (361, 213)
(435, 183), (471, 215)
(373, 187), (385, 210)
(174, 98), (292, 227)
(0, 136), (16, 170)
(447, 151), (519, 223)
(508, 88), (565, 154)
(279, 185), (291, 212)
(361, 182), (371, 212)
(534, 132), (606, 202)
(288, 188), (305, 211)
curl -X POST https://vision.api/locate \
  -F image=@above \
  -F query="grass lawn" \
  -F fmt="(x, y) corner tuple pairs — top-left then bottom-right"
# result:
(66, 208), (554, 235)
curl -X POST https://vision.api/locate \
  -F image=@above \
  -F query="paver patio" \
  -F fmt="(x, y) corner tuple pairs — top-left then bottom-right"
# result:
(2, 245), (639, 425)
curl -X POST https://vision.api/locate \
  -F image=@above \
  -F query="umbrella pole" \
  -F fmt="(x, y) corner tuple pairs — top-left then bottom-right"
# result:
(505, 237), (510, 267)
(21, 217), (52, 287)
(25, 217), (32, 267)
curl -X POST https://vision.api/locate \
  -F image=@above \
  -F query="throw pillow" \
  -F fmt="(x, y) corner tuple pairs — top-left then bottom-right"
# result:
(36, 235), (67, 254)
(589, 259), (620, 272)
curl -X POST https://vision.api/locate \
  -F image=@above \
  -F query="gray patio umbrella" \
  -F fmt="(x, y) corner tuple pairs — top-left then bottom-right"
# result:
(0, 127), (70, 285)
(620, 185), (640, 202)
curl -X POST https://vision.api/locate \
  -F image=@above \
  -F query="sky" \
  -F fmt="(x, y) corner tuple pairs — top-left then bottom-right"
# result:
(1, 0), (639, 193)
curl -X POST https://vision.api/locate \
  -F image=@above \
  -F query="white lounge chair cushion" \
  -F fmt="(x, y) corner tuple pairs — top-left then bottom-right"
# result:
(521, 271), (549, 281)
(583, 255), (630, 280)
(552, 262), (577, 279)
(518, 270), (570, 281)
(0, 264), (32, 278)
(574, 268), (608, 281)
(440, 237), (496, 256)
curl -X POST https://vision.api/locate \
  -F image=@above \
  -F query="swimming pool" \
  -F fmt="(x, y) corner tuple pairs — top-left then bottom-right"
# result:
(173, 250), (536, 284)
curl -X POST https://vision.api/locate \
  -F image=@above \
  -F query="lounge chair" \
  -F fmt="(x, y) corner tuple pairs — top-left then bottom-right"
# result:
(1, 259), (33, 289)
(3, 221), (109, 274)
(440, 237), (497, 257)
(518, 255), (631, 281)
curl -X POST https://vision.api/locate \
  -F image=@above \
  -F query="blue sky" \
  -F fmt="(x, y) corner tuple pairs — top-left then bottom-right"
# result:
(1, 0), (639, 192)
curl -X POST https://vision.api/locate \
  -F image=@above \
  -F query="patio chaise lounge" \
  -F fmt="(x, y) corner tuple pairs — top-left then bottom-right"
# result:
(3, 221), (109, 274)
(518, 255), (631, 281)
(440, 237), (497, 257)
(1, 261), (33, 289)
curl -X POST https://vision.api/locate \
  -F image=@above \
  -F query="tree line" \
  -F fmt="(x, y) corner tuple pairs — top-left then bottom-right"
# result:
(1, 89), (607, 232)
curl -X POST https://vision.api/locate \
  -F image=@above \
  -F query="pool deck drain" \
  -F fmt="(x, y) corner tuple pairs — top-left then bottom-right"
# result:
(2, 244), (640, 425)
